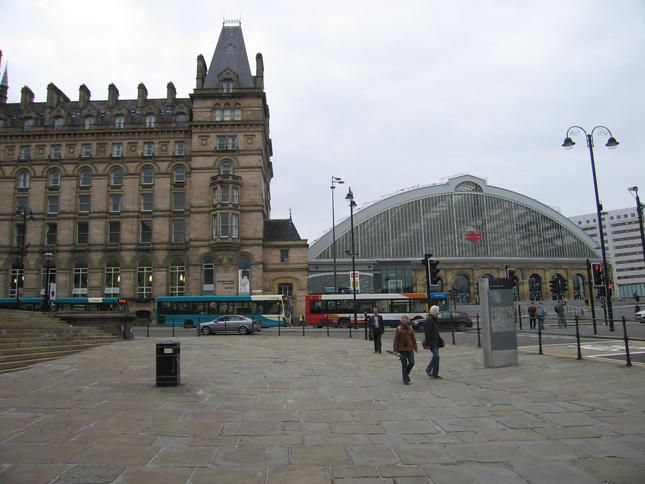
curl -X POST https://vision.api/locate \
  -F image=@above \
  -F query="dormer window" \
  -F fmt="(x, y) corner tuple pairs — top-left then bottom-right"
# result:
(145, 114), (155, 128)
(176, 113), (186, 127)
(54, 116), (64, 130)
(24, 118), (34, 131)
(223, 80), (233, 93)
(114, 115), (124, 129)
(84, 115), (94, 129)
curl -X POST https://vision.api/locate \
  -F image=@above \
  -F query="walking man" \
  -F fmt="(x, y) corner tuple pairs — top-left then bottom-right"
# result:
(367, 307), (384, 353)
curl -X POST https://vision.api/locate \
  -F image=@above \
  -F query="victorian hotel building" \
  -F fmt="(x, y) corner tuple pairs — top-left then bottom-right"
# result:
(0, 23), (308, 315)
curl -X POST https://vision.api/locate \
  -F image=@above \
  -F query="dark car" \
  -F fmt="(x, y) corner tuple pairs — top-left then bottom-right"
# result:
(412, 311), (473, 332)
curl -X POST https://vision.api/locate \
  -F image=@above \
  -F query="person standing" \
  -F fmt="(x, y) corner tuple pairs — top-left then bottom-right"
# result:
(392, 314), (418, 385)
(527, 301), (537, 329)
(424, 305), (442, 379)
(536, 302), (546, 330)
(554, 299), (567, 328)
(367, 307), (384, 353)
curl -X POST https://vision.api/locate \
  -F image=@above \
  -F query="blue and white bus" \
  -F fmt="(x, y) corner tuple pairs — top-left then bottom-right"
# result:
(0, 297), (129, 312)
(154, 295), (292, 328)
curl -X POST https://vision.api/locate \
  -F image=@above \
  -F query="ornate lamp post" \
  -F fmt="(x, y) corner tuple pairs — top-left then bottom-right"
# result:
(330, 176), (345, 292)
(562, 126), (619, 330)
(15, 205), (34, 304)
(41, 252), (54, 311)
(345, 188), (361, 339)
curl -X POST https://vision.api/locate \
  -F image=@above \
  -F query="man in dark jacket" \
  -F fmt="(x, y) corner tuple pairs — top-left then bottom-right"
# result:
(424, 305), (442, 379)
(367, 307), (384, 353)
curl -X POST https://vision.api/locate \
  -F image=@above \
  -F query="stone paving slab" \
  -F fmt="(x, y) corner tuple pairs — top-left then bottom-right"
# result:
(0, 335), (644, 483)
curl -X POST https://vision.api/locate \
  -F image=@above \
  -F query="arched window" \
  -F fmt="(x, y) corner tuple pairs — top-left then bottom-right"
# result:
(48, 170), (61, 187)
(528, 274), (543, 302)
(141, 167), (154, 185)
(223, 104), (231, 121)
(104, 260), (120, 295)
(73, 261), (89, 296)
(10, 261), (21, 298)
(18, 171), (30, 189)
(454, 275), (471, 304)
(110, 168), (123, 186)
(234, 104), (242, 120)
(220, 162), (233, 175)
(173, 167), (186, 184)
(79, 169), (92, 187)
(573, 274), (586, 300)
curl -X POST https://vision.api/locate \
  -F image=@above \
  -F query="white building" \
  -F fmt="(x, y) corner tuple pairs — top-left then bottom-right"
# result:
(570, 208), (645, 298)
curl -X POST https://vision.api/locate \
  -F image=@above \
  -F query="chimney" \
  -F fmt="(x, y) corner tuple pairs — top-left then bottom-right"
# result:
(78, 84), (91, 109)
(166, 82), (176, 106)
(255, 53), (264, 89)
(107, 83), (119, 108)
(20, 86), (34, 111)
(196, 54), (207, 89)
(137, 82), (147, 109)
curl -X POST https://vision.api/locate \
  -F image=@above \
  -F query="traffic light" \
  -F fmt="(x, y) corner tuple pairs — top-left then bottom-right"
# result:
(549, 276), (559, 294)
(562, 279), (568, 292)
(607, 285), (613, 297)
(506, 268), (516, 279)
(429, 259), (440, 285)
(592, 264), (603, 286)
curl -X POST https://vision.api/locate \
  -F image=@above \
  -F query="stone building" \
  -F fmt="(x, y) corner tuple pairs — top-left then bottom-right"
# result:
(0, 22), (308, 315)
(309, 175), (603, 303)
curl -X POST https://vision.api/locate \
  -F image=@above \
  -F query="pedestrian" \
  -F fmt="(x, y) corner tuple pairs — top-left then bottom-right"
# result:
(554, 299), (567, 328)
(392, 314), (418, 385)
(634, 292), (641, 303)
(367, 307), (384, 353)
(527, 301), (537, 329)
(424, 305), (442, 379)
(536, 301), (546, 330)
(298, 314), (304, 326)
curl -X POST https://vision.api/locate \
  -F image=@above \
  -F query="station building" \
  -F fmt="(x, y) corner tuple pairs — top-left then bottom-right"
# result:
(308, 175), (603, 304)
(0, 22), (309, 315)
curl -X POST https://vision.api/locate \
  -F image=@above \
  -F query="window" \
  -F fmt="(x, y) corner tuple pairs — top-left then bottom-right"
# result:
(140, 221), (152, 243)
(212, 187), (218, 204)
(141, 193), (153, 212)
(105, 262), (120, 295)
(81, 144), (92, 158)
(108, 221), (120, 244)
(114, 115), (124, 129)
(231, 213), (239, 238)
(224, 105), (231, 120)
(232, 187), (239, 204)
(174, 142), (185, 156)
(173, 167), (186, 183)
(14, 224), (25, 247)
(50, 145), (61, 159)
(212, 214), (218, 238)
(145, 114), (155, 128)
(137, 260), (153, 298)
(20, 146), (31, 161)
(110, 168), (123, 186)
(176, 113), (186, 127)
(281, 250), (289, 263)
(172, 220), (185, 243)
(78, 194), (91, 213)
(172, 192), (185, 211)
(216, 136), (237, 150)
(220, 162), (233, 175)
(220, 213), (230, 237)
(84, 115), (94, 129)
(54, 116), (64, 130)
(234, 105), (242, 120)
(77, 222), (89, 244)
(73, 262), (88, 295)
(215, 213), (239, 238)
(278, 283), (293, 297)
(143, 142), (154, 156)
(48, 170), (61, 187)
(220, 186), (229, 203)
(47, 196), (59, 214)
(169, 261), (185, 296)
(223, 80), (233, 93)
(109, 194), (122, 213)
(112, 143), (123, 157)
(45, 223), (57, 245)
(203, 259), (214, 295)
(17, 197), (28, 210)
(18, 171), (30, 188)
(141, 168), (154, 185)
(213, 107), (222, 121)
(24, 118), (34, 131)
(79, 169), (92, 186)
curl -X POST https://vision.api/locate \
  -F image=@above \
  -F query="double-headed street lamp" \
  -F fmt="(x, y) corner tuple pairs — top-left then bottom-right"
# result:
(628, 186), (645, 269)
(15, 205), (34, 304)
(345, 187), (362, 339)
(330, 176), (345, 292)
(562, 126), (619, 329)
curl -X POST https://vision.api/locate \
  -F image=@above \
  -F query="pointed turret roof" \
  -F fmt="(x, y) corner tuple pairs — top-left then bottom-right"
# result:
(203, 21), (254, 89)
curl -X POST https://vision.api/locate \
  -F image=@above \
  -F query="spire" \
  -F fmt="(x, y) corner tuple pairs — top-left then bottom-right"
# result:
(0, 50), (8, 104)
(202, 20), (254, 89)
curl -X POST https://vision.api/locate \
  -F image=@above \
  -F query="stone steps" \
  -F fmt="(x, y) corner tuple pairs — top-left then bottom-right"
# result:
(0, 309), (122, 373)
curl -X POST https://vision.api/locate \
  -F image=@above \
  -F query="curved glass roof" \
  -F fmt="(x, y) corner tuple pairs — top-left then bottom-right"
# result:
(310, 175), (600, 262)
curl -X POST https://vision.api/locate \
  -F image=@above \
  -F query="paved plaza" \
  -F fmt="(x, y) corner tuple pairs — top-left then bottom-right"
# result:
(0, 333), (644, 483)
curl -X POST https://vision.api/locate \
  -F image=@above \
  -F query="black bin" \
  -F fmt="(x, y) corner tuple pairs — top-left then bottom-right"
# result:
(156, 341), (180, 387)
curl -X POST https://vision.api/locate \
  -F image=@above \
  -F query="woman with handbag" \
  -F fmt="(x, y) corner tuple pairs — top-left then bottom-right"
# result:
(392, 314), (418, 385)
(424, 305), (443, 379)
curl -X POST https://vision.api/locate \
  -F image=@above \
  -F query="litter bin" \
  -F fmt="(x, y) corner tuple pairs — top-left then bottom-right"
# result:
(156, 341), (180, 387)
(122, 325), (134, 340)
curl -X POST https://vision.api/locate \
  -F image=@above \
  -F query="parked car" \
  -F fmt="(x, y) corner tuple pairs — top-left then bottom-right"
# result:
(197, 315), (261, 335)
(635, 310), (645, 323)
(412, 311), (473, 332)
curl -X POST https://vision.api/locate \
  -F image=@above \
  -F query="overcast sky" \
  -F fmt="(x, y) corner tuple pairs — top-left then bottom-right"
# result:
(1, 0), (643, 242)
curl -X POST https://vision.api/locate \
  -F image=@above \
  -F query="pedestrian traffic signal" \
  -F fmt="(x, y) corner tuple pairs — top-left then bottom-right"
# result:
(429, 259), (440, 285)
(549, 276), (559, 294)
(592, 264), (603, 286)
(607, 285), (613, 297)
(506, 268), (516, 279)
(562, 279), (568, 292)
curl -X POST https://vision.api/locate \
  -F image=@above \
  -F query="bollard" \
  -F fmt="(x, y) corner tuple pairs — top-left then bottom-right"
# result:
(622, 317), (633, 367)
(575, 316), (582, 360)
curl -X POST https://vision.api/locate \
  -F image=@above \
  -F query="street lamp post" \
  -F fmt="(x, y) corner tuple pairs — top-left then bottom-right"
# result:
(562, 126), (619, 330)
(15, 205), (34, 305)
(345, 188), (362, 339)
(330, 176), (345, 292)
(628, 187), (645, 270)
(41, 252), (54, 311)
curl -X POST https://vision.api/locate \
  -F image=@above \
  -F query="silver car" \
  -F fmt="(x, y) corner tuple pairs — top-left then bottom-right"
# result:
(198, 315), (261, 335)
